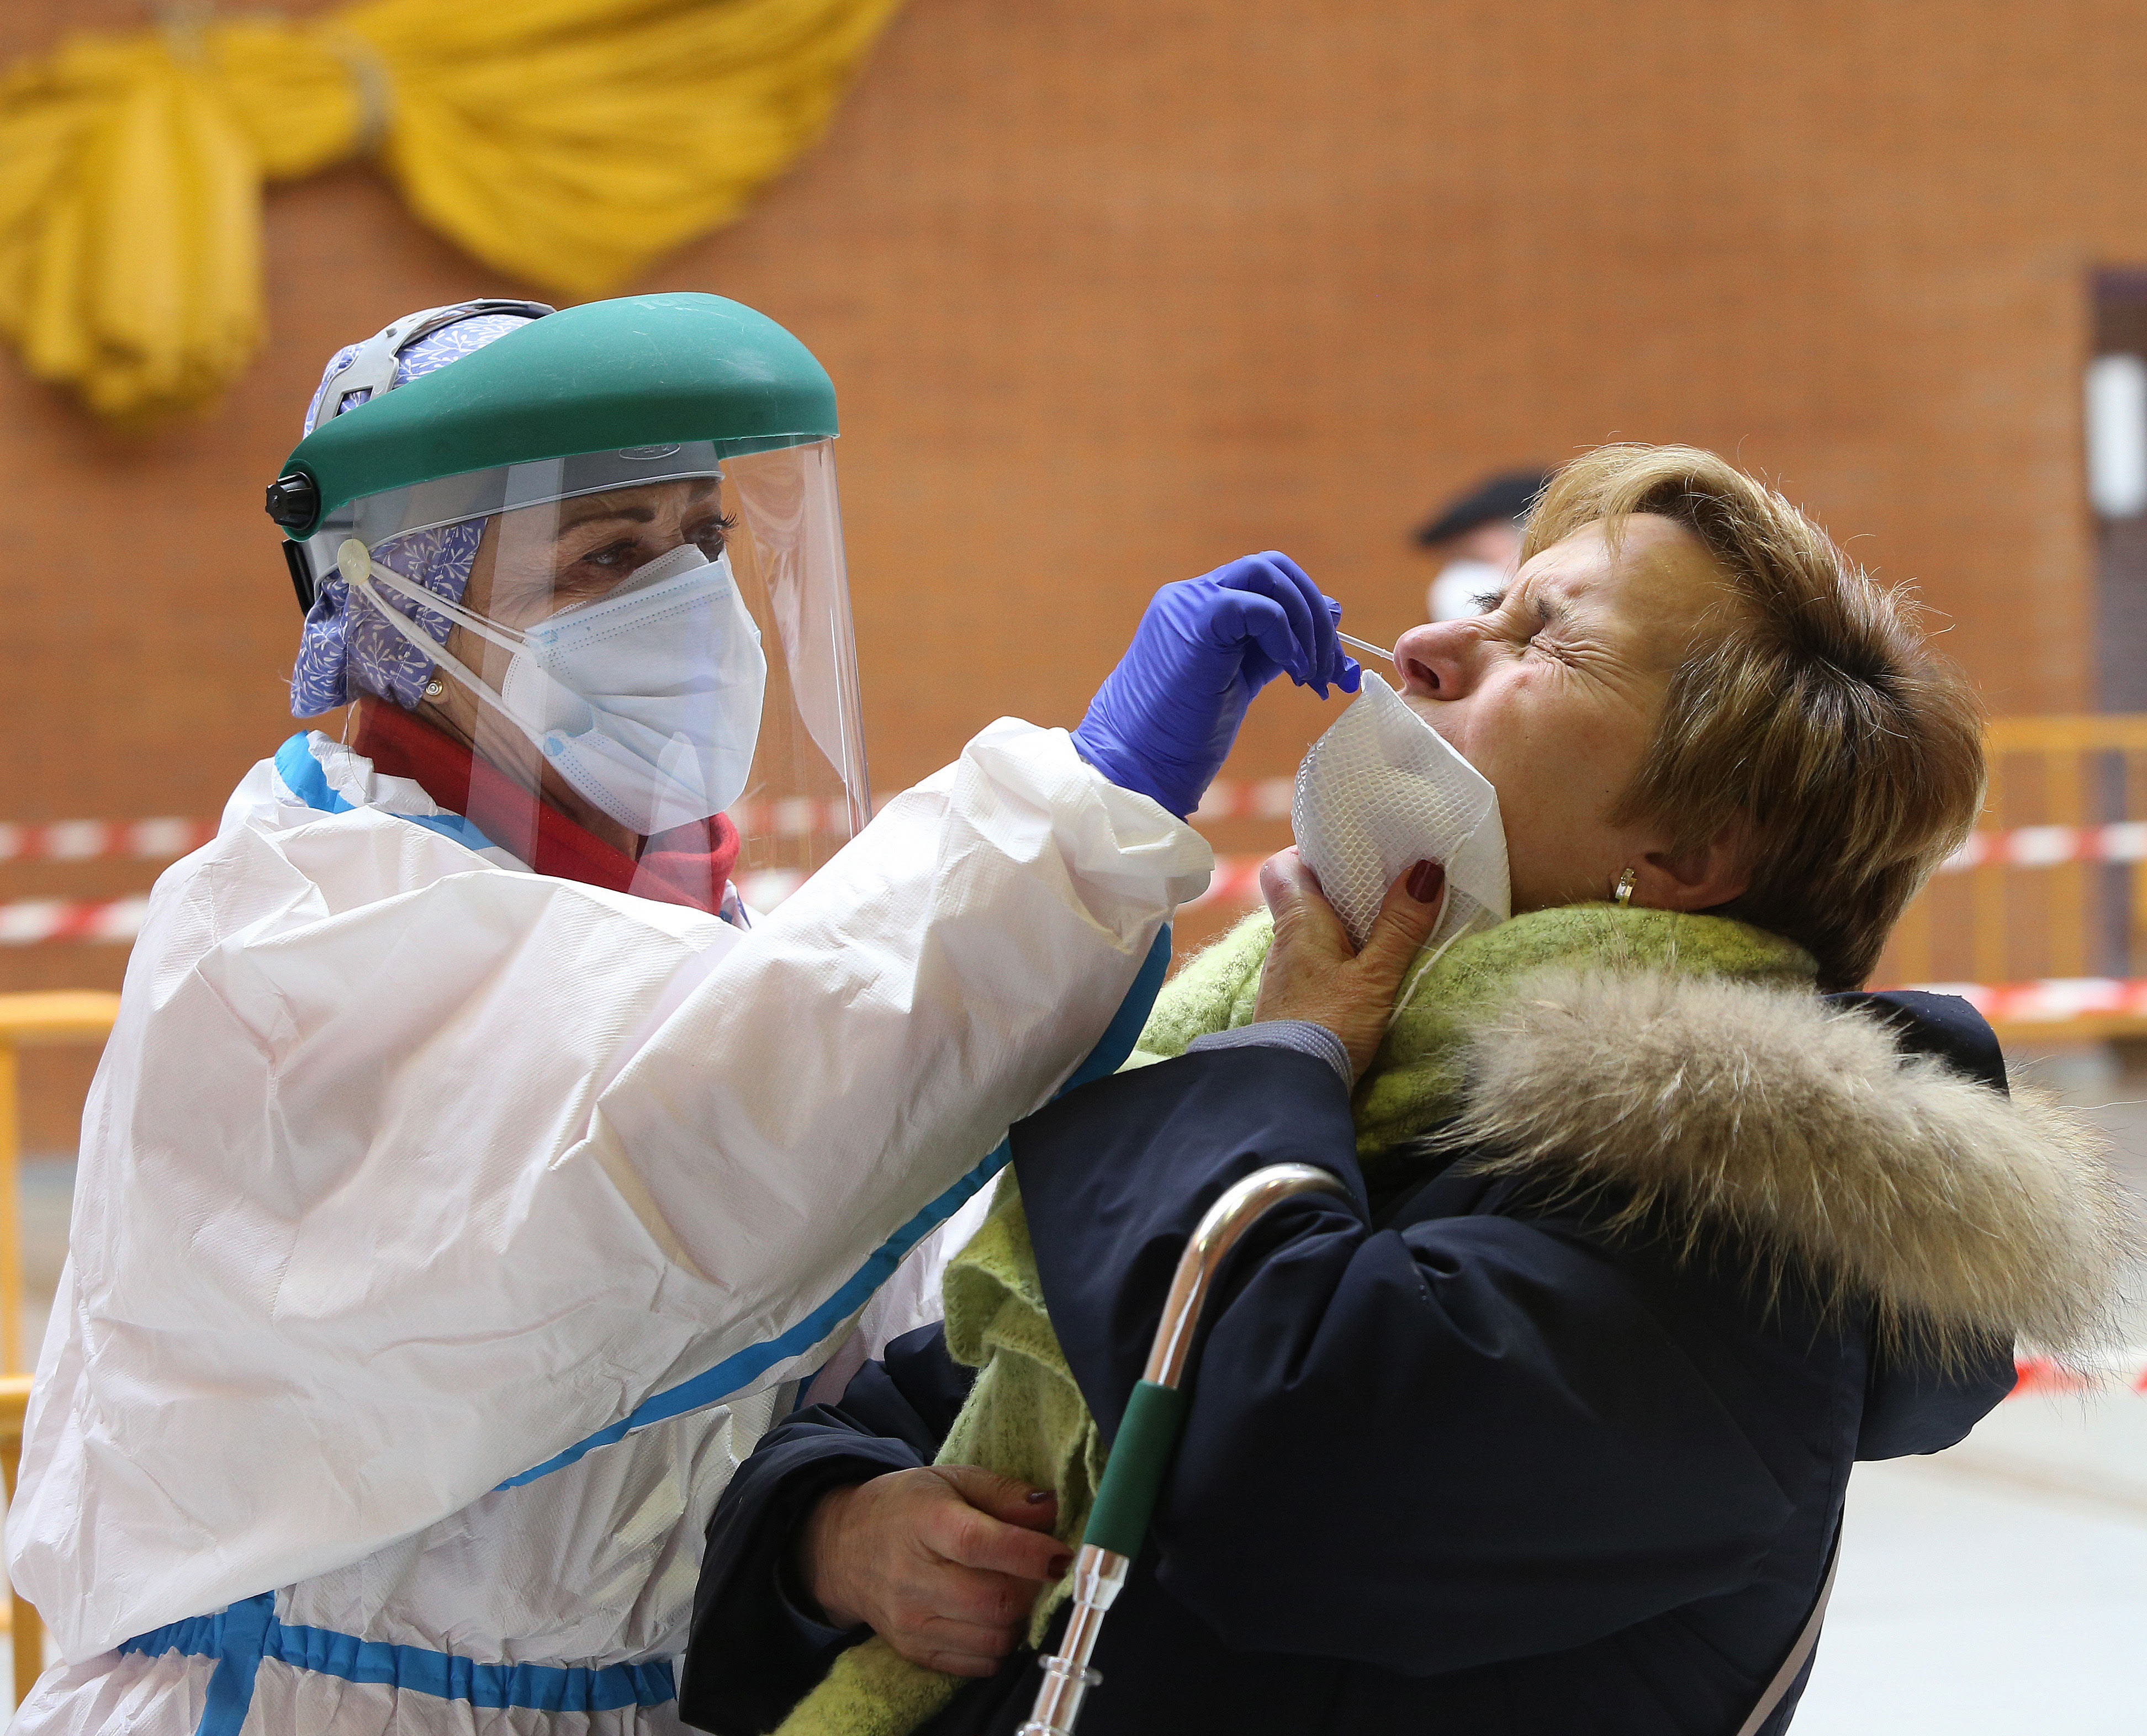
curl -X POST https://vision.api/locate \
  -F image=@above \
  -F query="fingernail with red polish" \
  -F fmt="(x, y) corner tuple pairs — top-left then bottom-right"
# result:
(1050, 1554), (1074, 1576)
(1025, 1489), (1053, 1504)
(1406, 860), (1444, 903)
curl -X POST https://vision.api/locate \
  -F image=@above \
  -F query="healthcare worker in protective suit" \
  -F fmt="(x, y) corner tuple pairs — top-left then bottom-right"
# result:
(6, 294), (1359, 1736)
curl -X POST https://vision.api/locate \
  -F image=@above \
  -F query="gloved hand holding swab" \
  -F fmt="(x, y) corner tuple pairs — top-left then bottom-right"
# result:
(1072, 552), (1362, 817)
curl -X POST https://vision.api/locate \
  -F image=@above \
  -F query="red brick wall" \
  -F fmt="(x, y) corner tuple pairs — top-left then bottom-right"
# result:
(4, 0), (2141, 1136)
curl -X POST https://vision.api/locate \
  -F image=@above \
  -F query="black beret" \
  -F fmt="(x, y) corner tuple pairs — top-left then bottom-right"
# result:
(1413, 469), (1554, 547)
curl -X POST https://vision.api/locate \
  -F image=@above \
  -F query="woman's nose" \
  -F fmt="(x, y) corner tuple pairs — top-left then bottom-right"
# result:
(1393, 620), (1480, 700)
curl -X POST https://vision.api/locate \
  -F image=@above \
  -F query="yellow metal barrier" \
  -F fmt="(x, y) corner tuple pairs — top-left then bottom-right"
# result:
(0, 1372), (36, 1711)
(0, 992), (120, 1708)
(1876, 716), (2147, 1038)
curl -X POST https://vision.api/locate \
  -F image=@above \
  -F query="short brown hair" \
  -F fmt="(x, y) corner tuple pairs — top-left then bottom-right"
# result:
(1524, 444), (1985, 990)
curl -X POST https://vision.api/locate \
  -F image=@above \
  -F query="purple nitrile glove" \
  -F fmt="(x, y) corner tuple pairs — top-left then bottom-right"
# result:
(1072, 552), (1362, 818)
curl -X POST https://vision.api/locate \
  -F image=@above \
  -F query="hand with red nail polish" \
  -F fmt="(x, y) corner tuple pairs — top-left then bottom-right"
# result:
(1251, 848), (1447, 1080)
(796, 1465), (1067, 1675)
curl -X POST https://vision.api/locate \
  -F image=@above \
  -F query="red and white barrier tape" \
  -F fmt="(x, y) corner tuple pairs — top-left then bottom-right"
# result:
(28, 832), (2147, 966)
(722, 797), (887, 839)
(1197, 803), (2147, 872)
(1194, 791), (2147, 865)
(1938, 822), (2147, 872)
(715, 780), (1294, 839)
(18, 798), (2147, 866)
(727, 778), (1299, 834)
(1903, 976), (2147, 1024)
(0, 818), (216, 863)
(1181, 854), (1267, 909)
(1189, 785), (2147, 860)
(1193, 778), (1298, 823)
(0, 779), (1272, 855)
(0, 851), (1254, 940)
(2012, 1353), (2147, 1395)
(0, 897), (154, 944)
(15, 807), (2147, 953)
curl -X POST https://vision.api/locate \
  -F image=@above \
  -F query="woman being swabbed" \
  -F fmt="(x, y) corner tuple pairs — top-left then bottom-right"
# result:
(677, 446), (2138, 1736)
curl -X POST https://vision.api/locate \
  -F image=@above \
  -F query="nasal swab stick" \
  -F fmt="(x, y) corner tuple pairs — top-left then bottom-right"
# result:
(1336, 629), (1389, 660)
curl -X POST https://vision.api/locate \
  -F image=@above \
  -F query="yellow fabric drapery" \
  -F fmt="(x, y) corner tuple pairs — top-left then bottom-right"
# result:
(0, 0), (903, 421)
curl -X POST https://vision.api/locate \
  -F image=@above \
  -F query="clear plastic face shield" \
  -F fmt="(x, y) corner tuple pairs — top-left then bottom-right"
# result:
(292, 438), (868, 912)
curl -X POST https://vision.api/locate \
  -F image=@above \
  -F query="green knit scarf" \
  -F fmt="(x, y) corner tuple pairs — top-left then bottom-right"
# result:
(774, 904), (1814, 1736)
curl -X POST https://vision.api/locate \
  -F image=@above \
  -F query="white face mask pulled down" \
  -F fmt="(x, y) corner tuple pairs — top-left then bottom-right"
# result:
(1291, 674), (1511, 1003)
(340, 538), (768, 837)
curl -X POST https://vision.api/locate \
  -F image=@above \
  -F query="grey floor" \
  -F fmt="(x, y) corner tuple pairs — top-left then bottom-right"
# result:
(1792, 1042), (2147, 1734)
(1795, 1406), (2147, 1734)
(4, 1044), (2145, 1726)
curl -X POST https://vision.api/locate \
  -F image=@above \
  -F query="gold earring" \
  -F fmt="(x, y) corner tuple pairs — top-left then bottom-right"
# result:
(1612, 867), (1636, 907)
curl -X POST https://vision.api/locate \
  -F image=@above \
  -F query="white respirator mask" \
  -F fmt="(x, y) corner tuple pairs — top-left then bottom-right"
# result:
(1292, 673), (1511, 971)
(342, 538), (768, 836)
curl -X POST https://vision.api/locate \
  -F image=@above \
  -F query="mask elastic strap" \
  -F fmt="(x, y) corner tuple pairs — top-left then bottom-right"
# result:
(342, 555), (552, 760)
(345, 541), (529, 661)
(1385, 896), (1467, 1034)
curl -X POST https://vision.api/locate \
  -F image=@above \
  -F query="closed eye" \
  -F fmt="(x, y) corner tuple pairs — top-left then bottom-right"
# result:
(1485, 590), (1558, 642)
(1505, 591), (1580, 662)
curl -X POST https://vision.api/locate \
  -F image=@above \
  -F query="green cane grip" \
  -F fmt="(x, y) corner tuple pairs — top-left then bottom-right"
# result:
(1081, 1379), (1191, 1559)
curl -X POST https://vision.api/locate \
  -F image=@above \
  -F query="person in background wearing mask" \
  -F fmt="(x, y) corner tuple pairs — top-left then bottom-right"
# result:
(5, 293), (1361, 1736)
(1415, 468), (1552, 622)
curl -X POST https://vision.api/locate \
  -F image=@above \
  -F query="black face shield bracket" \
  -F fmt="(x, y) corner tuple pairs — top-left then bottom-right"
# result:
(267, 470), (324, 614)
(266, 470), (319, 532)
(282, 539), (317, 615)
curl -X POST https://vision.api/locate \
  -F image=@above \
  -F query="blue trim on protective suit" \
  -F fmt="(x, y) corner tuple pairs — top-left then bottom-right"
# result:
(118, 1593), (277, 1736)
(274, 731), (501, 856)
(121, 1595), (675, 1721)
(271, 1622), (674, 1711)
(496, 921), (1175, 1489)
(202, 1595), (272, 1736)
(118, 1603), (235, 1665)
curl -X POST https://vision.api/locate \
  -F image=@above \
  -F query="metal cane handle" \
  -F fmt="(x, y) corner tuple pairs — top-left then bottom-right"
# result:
(1141, 1162), (1350, 1386)
(1019, 1162), (1351, 1736)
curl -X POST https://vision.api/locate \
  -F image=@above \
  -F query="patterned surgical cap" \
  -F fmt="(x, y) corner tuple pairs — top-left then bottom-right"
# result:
(288, 309), (536, 717)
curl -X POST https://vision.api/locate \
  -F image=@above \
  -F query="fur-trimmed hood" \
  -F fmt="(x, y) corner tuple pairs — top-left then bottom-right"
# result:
(1441, 968), (2141, 1363)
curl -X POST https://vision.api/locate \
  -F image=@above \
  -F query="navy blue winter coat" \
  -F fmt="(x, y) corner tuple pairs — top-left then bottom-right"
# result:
(681, 978), (2117, 1736)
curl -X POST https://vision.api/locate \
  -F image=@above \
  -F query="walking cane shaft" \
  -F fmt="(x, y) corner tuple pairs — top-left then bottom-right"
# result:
(1017, 1163), (1350, 1736)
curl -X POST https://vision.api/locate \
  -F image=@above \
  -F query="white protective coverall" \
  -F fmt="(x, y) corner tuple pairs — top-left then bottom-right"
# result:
(8, 716), (1208, 1736)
